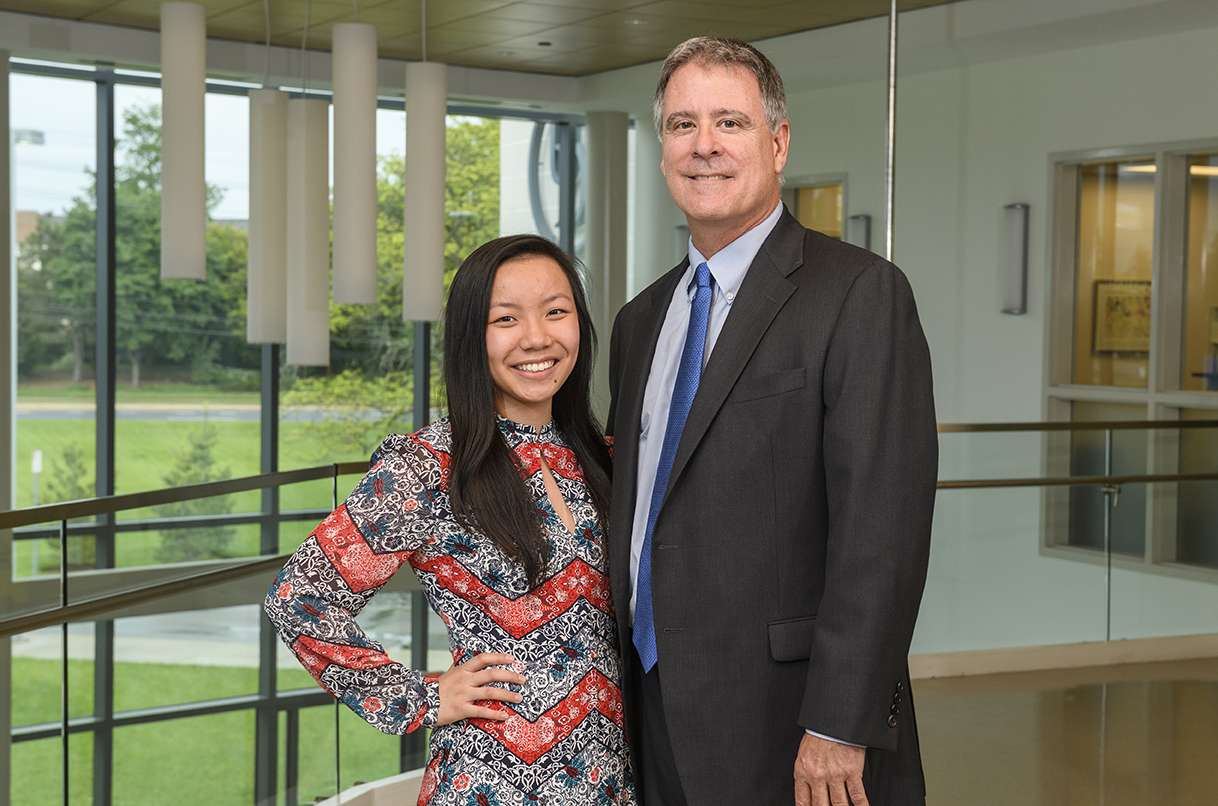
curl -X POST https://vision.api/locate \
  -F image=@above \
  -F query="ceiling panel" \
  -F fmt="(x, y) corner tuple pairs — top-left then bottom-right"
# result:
(1, 0), (961, 76)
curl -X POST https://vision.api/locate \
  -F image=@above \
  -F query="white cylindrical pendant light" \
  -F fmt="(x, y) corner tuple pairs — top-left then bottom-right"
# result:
(402, 61), (447, 322)
(286, 98), (331, 366)
(160, 1), (207, 280)
(248, 89), (288, 343)
(331, 23), (378, 305)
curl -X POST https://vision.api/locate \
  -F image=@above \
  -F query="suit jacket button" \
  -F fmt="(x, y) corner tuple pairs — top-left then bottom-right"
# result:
(887, 714), (898, 728)
(896, 682), (904, 692)
(893, 693), (901, 704)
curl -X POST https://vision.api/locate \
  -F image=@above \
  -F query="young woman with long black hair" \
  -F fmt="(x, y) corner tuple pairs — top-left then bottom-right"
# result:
(266, 235), (634, 805)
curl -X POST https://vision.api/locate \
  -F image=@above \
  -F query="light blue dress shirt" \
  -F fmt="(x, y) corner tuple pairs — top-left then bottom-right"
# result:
(627, 202), (861, 749)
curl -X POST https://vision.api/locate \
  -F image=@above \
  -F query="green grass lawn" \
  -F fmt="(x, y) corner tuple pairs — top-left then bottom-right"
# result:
(11, 658), (407, 806)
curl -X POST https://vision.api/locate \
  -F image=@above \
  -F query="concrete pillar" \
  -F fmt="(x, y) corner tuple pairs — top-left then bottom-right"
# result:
(630, 122), (682, 295)
(583, 111), (629, 419)
(1, 48), (14, 806)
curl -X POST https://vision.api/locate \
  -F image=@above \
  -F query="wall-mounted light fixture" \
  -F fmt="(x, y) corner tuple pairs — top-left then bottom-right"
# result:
(1002, 203), (1029, 315)
(159, 1), (207, 280)
(847, 214), (871, 252)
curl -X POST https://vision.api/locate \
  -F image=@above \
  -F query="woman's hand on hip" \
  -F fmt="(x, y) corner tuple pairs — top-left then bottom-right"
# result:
(436, 653), (526, 726)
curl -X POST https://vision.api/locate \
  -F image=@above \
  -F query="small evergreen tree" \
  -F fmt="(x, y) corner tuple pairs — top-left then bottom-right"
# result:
(46, 442), (96, 569)
(155, 420), (235, 563)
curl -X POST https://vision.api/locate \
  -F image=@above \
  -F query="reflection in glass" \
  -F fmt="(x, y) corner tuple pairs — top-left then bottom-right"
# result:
(1068, 401), (1146, 555)
(1177, 409), (1218, 567)
(795, 184), (843, 239)
(1074, 160), (1155, 388)
(1184, 154), (1218, 392)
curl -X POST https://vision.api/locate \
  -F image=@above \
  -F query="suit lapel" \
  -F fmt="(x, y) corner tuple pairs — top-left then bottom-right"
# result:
(662, 213), (804, 503)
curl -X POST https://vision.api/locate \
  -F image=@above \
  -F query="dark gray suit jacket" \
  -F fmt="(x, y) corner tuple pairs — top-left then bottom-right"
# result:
(606, 209), (937, 805)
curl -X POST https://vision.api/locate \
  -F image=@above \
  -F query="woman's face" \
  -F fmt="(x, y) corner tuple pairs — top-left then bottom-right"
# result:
(485, 255), (581, 429)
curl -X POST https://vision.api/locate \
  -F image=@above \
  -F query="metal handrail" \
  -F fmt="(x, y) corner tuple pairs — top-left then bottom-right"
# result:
(0, 460), (368, 530)
(0, 553), (290, 637)
(938, 418), (1218, 433)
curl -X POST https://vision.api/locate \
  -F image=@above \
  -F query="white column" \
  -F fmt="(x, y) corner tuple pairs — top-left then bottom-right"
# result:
(331, 23), (378, 305)
(247, 88), (288, 343)
(0, 49), (13, 806)
(630, 122), (679, 294)
(402, 61), (447, 322)
(159, 2), (207, 280)
(285, 98), (331, 366)
(584, 112), (629, 418)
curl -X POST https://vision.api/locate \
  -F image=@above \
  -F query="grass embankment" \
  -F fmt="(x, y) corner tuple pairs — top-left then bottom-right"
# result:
(11, 658), (405, 806)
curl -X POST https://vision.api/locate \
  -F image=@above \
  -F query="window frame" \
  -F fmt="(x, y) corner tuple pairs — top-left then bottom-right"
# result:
(1043, 139), (1218, 584)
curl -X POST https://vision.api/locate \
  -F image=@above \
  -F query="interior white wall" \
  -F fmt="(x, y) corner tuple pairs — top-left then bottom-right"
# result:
(581, 0), (1218, 655)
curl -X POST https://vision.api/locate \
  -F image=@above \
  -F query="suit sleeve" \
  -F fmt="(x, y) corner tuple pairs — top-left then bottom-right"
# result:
(605, 309), (625, 440)
(264, 435), (443, 735)
(799, 260), (938, 752)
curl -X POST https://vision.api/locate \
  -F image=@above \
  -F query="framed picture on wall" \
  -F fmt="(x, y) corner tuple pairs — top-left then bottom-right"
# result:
(1093, 280), (1152, 353)
(1209, 306), (1218, 346)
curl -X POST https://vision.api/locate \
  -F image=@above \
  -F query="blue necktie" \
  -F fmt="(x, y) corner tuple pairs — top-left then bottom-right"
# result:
(634, 261), (713, 673)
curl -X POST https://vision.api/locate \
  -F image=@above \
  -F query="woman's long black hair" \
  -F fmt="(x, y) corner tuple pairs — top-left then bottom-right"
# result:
(443, 234), (613, 590)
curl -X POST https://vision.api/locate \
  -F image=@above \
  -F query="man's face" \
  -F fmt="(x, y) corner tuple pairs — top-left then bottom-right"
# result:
(659, 62), (789, 249)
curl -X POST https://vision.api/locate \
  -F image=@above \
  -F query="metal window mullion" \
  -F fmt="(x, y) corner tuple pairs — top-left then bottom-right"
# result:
(556, 122), (577, 254)
(92, 67), (118, 806)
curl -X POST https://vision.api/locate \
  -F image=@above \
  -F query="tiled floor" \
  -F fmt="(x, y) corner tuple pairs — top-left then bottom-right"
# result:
(915, 660), (1218, 805)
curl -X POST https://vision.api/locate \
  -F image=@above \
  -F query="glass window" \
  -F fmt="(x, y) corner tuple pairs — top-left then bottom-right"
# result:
(1068, 401), (1147, 555)
(1184, 154), (1218, 392)
(110, 86), (261, 567)
(11, 74), (97, 577)
(111, 711), (254, 804)
(1073, 160), (1155, 388)
(794, 183), (843, 239)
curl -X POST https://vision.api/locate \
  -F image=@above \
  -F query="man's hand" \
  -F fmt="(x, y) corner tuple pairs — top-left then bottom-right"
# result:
(794, 732), (868, 806)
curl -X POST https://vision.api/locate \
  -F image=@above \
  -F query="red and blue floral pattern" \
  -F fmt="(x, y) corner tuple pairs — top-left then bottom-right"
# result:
(265, 417), (635, 805)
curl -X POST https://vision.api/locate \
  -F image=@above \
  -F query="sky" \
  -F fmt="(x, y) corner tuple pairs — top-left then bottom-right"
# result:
(11, 70), (409, 222)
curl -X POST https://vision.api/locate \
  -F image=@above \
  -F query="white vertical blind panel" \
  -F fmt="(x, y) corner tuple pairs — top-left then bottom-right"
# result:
(402, 61), (447, 322)
(331, 23), (378, 305)
(159, 1), (207, 280)
(286, 98), (331, 366)
(247, 89), (288, 343)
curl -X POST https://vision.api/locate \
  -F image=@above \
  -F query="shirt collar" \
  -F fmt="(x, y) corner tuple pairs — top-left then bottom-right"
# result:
(685, 201), (784, 303)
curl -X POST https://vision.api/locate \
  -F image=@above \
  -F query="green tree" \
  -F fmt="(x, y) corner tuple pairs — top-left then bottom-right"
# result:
(155, 420), (236, 563)
(16, 102), (251, 388)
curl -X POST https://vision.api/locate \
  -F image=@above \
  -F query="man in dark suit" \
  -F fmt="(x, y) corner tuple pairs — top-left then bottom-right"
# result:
(605, 37), (938, 806)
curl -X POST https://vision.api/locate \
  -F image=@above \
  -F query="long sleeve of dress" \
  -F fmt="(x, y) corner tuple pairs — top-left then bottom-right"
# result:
(265, 434), (445, 735)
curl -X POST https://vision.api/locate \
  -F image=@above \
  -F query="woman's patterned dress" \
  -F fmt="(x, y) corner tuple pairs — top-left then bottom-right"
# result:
(265, 417), (635, 806)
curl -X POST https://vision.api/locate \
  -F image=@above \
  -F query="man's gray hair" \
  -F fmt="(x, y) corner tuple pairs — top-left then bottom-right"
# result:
(652, 37), (787, 139)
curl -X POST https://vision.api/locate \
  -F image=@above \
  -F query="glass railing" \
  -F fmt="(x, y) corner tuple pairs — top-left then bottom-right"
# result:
(0, 461), (443, 806)
(4, 418), (1218, 805)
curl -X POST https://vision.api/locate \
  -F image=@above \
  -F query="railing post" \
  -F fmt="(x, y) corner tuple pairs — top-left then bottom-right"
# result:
(1102, 428), (1114, 642)
(255, 343), (280, 805)
(60, 518), (69, 806)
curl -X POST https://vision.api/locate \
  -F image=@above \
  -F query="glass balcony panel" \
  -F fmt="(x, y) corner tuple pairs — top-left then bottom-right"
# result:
(111, 606), (260, 711)
(9, 733), (92, 806)
(915, 482), (1110, 655)
(1183, 154), (1218, 392)
(111, 711), (254, 805)
(295, 704), (341, 802)
(1068, 401), (1147, 555)
(1176, 410), (1218, 567)
(1073, 160), (1155, 388)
